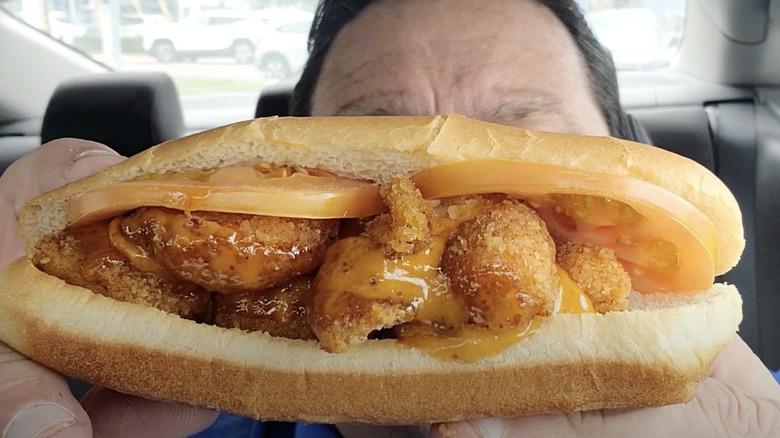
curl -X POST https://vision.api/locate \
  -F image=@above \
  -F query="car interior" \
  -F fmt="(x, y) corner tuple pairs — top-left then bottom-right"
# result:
(1, 0), (779, 399)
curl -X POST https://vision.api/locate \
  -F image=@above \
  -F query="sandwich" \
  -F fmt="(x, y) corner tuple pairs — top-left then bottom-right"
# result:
(0, 114), (744, 424)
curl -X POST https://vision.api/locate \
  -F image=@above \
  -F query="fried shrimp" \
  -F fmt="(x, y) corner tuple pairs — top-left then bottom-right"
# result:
(364, 176), (436, 255)
(213, 275), (316, 340)
(33, 221), (212, 320)
(118, 207), (339, 293)
(556, 241), (631, 313)
(308, 236), (418, 352)
(441, 196), (559, 329)
(309, 177), (443, 352)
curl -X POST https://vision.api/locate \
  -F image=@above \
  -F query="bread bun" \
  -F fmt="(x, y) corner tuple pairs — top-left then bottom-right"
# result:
(1, 115), (745, 423)
(0, 257), (742, 424)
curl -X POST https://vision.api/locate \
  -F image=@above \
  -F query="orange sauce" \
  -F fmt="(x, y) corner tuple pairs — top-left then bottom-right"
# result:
(396, 267), (594, 362)
(314, 235), (468, 329)
(316, 232), (595, 362)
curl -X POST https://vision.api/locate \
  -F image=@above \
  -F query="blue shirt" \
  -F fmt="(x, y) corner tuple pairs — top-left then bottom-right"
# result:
(192, 369), (780, 438)
(191, 418), (342, 438)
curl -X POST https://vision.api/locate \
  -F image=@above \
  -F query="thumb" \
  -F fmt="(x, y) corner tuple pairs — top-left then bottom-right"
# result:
(0, 342), (93, 438)
(0, 139), (123, 269)
(20, 139), (124, 207)
(81, 389), (217, 438)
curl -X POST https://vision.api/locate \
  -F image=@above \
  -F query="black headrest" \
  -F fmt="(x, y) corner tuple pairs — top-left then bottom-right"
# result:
(624, 113), (653, 145)
(255, 80), (297, 117)
(41, 72), (184, 157)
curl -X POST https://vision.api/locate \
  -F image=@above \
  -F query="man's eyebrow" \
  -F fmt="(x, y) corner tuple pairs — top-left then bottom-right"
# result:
(332, 91), (415, 116)
(332, 88), (572, 123)
(482, 88), (568, 122)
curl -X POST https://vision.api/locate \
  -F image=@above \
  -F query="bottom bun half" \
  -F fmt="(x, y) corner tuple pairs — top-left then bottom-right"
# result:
(0, 258), (742, 424)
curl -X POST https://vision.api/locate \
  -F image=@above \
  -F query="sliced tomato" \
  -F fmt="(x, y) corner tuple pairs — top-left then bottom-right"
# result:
(68, 166), (385, 225)
(411, 160), (718, 293)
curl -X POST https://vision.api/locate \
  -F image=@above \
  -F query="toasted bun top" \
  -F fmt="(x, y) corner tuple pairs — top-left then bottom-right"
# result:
(18, 114), (744, 274)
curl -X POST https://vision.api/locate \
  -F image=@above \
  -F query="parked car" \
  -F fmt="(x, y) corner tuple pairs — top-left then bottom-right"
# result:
(253, 17), (312, 79)
(143, 10), (263, 63)
(120, 12), (168, 38)
(47, 11), (88, 45)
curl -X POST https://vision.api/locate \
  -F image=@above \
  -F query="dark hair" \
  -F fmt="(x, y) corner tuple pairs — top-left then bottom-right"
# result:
(291, 0), (630, 139)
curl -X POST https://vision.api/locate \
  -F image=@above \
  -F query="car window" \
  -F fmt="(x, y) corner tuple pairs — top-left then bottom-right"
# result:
(583, 2), (686, 72)
(0, 0), (683, 130)
(277, 21), (311, 33)
(0, 0), (316, 130)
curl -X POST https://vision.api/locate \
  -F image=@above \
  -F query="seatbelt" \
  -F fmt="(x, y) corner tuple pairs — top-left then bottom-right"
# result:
(704, 100), (760, 358)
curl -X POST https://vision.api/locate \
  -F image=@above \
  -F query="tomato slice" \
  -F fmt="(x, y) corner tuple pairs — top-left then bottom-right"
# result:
(411, 160), (718, 293)
(68, 166), (385, 225)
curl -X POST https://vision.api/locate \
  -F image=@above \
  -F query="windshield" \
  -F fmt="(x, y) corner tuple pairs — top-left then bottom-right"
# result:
(1, 0), (684, 128)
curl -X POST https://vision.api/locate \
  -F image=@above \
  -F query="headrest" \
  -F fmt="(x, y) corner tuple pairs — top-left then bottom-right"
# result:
(41, 72), (184, 157)
(624, 112), (653, 145)
(255, 80), (296, 117)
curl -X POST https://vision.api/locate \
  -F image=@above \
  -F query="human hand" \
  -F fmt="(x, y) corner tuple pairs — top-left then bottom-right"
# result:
(431, 335), (780, 438)
(0, 139), (218, 438)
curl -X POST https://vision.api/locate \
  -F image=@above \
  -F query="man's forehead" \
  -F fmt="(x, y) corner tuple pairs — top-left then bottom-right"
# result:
(322, 0), (575, 74)
(311, 0), (609, 135)
(317, 1), (586, 96)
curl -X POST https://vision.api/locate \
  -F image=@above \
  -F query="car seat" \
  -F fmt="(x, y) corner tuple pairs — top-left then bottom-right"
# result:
(254, 79), (299, 118)
(704, 88), (780, 370)
(41, 72), (184, 157)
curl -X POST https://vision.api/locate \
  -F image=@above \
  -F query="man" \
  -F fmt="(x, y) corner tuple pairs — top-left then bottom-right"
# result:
(1, 0), (779, 437)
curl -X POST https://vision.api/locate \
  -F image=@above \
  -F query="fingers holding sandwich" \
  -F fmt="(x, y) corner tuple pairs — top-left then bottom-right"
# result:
(80, 389), (218, 438)
(0, 139), (121, 438)
(0, 349), (218, 438)
(0, 139), (218, 438)
(0, 344), (92, 438)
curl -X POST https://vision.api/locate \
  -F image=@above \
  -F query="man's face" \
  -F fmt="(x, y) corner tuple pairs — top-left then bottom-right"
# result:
(311, 0), (610, 136)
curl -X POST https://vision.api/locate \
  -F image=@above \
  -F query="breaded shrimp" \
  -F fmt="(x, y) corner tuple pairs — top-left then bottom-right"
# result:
(364, 175), (436, 255)
(308, 177), (442, 352)
(33, 221), (212, 321)
(556, 241), (631, 313)
(441, 196), (559, 329)
(118, 207), (339, 293)
(213, 275), (316, 340)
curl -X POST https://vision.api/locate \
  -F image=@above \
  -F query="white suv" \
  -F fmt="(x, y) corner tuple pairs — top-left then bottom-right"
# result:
(253, 18), (312, 79)
(143, 10), (261, 63)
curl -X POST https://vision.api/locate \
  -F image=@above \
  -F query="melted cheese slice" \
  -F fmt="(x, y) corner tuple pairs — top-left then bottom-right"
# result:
(68, 166), (386, 225)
